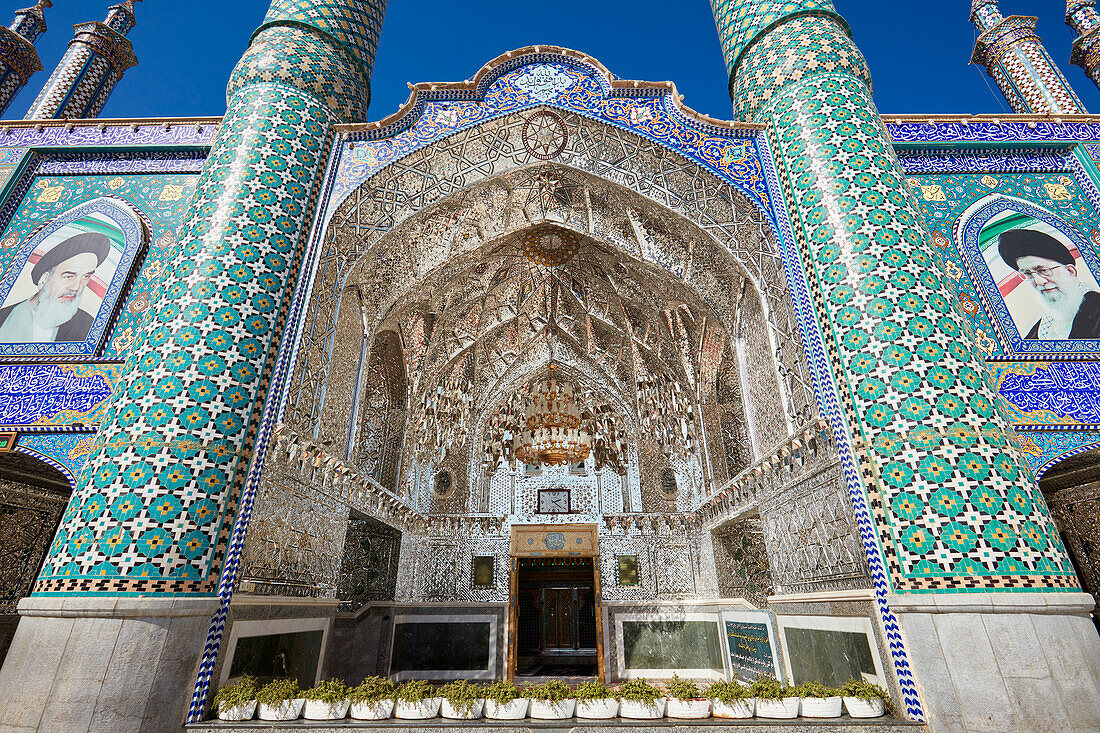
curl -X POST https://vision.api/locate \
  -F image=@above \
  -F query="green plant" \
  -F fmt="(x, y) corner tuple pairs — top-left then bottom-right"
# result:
(395, 679), (438, 702)
(440, 680), (484, 715)
(525, 679), (574, 703)
(212, 676), (257, 709)
(664, 674), (704, 700)
(748, 676), (794, 701)
(840, 679), (895, 715)
(349, 676), (395, 703)
(573, 679), (614, 702)
(483, 679), (523, 704)
(305, 678), (348, 703)
(705, 679), (750, 704)
(617, 678), (662, 704)
(256, 678), (301, 706)
(794, 681), (836, 699)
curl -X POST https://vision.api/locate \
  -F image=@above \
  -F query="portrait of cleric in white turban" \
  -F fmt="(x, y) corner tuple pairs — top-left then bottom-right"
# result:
(992, 222), (1100, 340)
(0, 228), (116, 344)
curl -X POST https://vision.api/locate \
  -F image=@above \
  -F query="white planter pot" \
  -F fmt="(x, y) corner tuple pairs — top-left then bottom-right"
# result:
(576, 698), (618, 719)
(801, 696), (842, 718)
(619, 697), (666, 719)
(441, 698), (485, 719)
(756, 697), (800, 719)
(844, 696), (886, 718)
(711, 698), (754, 718)
(257, 698), (304, 721)
(395, 697), (442, 719)
(303, 698), (350, 720)
(529, 698), (576, 719)
(667, 697), (711, 719)
(217, 700), (256, 721)
(349, 699), (394, 720)
(484, 698), (530, 720)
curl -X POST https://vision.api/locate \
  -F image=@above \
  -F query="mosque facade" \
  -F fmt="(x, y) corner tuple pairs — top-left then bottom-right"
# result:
(0, 0), (1097, 731)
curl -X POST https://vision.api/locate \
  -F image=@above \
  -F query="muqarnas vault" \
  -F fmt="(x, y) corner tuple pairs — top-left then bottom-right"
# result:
(0, 0), (1098, 732)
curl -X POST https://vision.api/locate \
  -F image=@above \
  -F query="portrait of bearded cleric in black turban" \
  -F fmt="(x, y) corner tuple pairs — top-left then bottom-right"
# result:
(996, 227), (1100, 340)
(0, 207), (126, 348)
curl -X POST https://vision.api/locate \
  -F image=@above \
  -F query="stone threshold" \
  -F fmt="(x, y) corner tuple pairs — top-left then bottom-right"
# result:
(188, 717), (923, 732)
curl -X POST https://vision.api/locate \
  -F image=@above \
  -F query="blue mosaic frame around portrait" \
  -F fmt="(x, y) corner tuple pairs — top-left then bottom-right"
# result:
(957, 195), (1100, 357)
(0, 196), (146, 359)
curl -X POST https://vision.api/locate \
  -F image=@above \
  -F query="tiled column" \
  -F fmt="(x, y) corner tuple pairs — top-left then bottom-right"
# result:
(24, 0), (139, 120)
(0, 0), (48, 116)
(712, 1), (1100, 730)
(969, 0), (1086, 114)
(1069, 0), (1100, 91)
(0, 1), (387, 731)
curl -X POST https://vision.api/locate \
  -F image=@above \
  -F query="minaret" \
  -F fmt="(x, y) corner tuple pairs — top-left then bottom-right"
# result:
(969, 0), (1086, 113)
(24, 0), (140, 120)
(713, 0), (1092, 728)
(1068, 0), (1100, 90)
(0, 1), (50, 117)
(0, 0), (387, 729)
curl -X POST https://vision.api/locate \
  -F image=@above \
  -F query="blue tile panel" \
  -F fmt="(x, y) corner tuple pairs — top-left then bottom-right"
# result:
(33, 2), (386, 598)
(0, 4), (44, 117)
(1069, 0), (1100, 91)
(709, 0), (838, 78)
(970, 3), (1086, 115)
(24, 3), (139, 120)
(718, 0), (1079, 720)
(724, 0), (1078, 596)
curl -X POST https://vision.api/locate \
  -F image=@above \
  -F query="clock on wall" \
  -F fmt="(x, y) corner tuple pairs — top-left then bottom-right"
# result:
(538, 488), (570, 514)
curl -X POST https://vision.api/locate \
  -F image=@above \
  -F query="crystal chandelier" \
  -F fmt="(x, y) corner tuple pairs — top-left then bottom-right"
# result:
(514, 364), (591, 466)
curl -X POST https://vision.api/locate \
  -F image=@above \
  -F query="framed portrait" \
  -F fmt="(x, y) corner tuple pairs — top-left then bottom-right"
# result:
(0, 196), (146, 358)
(956, 194), (1100, 356)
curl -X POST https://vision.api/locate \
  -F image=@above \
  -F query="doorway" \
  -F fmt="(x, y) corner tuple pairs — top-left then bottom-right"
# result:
(515, 556), (598, 677)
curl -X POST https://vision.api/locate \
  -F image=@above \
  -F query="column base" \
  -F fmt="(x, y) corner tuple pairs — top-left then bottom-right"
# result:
(0, 595), (216, 733)
(890, 591), (1100, 732)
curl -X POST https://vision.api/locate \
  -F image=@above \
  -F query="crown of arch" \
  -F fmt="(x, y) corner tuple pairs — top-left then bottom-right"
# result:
(289, 103), (814, 442)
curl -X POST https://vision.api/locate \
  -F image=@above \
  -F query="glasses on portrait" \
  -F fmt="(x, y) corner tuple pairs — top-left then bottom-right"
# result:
(1017, 264), (1069, 282)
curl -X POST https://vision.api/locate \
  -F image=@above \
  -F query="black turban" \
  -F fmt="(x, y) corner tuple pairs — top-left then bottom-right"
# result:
(31, 232), (111, 285)
(997, 229), (1075, 270)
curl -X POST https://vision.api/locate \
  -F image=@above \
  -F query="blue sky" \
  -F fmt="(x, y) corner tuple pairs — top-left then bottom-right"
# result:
(5, 1), (1099, 121)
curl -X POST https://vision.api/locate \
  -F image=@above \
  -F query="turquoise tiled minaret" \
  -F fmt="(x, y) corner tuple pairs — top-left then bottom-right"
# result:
(969, 0), (1086, 114)
(1069, 0), (1100, 91)
(712, 0), (1083, 726)
(24, 0), (140, 119)
(0, 0), (387, 729)
(0, 1), (50, 117)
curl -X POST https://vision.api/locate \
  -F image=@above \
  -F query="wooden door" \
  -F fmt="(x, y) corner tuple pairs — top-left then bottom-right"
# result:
(543, 588), (574, 650)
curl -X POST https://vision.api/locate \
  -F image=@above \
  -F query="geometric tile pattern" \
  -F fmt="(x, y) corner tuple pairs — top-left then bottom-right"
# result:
(730, 13), (870, 122)
(1068, 0), (1100, 91)
(35, 81), (334, 595)
(716, 0), (1078, 720)
(24, 3), (139, 120)
(969, 1), (1086, 115)
(9, 1), (49, 45)
(231, 0), (389, 123)
(264, 0), (387, 80)
(33, 0), (394, 597)
(734, 0), (1078, 595)
(760, 463), (869, 594)
(709, 0), (836, 77)
(0, 0), (46, 117)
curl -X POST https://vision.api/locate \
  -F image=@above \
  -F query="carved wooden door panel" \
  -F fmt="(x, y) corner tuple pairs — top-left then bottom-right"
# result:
(543, 587), (574, 650)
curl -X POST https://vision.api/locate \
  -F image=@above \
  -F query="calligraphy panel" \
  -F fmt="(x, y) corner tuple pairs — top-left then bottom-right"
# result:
(719, 610), (781, 682)
(0, 364), (119, 427)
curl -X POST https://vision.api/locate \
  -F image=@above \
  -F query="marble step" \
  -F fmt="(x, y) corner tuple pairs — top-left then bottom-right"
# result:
(188, 718), (924, 732)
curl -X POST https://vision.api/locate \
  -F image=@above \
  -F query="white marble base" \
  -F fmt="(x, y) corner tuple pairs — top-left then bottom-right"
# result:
(890, 591), (1100, 733)
(0, 596), (216, 733)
